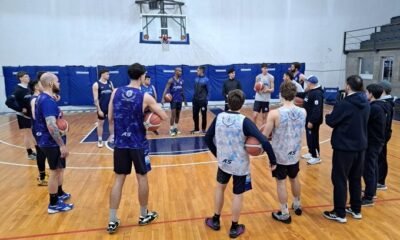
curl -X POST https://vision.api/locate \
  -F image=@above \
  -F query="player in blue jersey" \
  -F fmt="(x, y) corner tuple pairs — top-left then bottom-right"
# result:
(204, 89), (277, 238)
(35, 72), (73, 214)
(141, 75), (157, 99)
(107, 63), (168, 234)
(161, 67), (187, 136)
(92, 68), (114, 148)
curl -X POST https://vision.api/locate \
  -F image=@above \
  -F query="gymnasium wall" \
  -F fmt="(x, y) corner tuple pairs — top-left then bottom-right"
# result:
(1, 0), (399, 111)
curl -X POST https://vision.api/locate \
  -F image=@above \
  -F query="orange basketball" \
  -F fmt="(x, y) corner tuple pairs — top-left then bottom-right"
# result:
(245, 137), (264, 156)
(254, 82), (264, 92)
(56, 118), (69, 132)
(294, 97), (304, 107)
(144, 112), (161, 131)
(164, 93), (173, 102)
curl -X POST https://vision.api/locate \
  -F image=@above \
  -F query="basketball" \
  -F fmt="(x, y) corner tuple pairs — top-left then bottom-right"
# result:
(294, 97), (304, 107)
(144, 112), (162, 131)
(245, 137), (264, 156)
(164, 93), (173, 102)
(254, 82), (264, 92)
(56, 118), (69, 132)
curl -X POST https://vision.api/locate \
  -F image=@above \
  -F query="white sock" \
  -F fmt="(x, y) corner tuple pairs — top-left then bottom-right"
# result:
(293, 197), (301, 208)
(280, 203), (289, 214)
(109, 209), (118, 222)
(140, 206), (148, 217)
(170, 126), (174, 130)
(98, 137), (102, 142)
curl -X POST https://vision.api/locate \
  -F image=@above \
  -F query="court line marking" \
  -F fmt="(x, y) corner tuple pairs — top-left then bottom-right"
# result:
(0, 119), (17, 128)
(79, 124), (98, 143)
(0, 139), (331, 169)
(1, 197), (399, 240)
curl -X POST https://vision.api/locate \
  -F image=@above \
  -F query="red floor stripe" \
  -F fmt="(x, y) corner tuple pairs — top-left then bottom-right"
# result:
(1, 197), (400, 240)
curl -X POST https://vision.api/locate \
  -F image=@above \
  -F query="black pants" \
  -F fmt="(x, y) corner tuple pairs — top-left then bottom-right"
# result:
(378, 144), (388, 185)
(363, 145), (382, 199)
(332, 150), (364, 217)
(224, 100), (229, 112)
(192, 100), (208, 131)
(306, 124), (320, 158)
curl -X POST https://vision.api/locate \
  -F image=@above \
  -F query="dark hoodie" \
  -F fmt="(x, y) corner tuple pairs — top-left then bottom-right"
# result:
(381, 96), (395, 142)
(325, 92), (370, 151)
(368, 100), (387, 146)
(302, 86), (324, 125)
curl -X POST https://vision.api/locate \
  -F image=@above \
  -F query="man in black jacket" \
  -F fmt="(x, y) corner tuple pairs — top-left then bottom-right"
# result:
(11, 71), (36, 160)
(323, 75), (370, 223)
(376, 80), (394, 190)
(362, 84), (387, 206)
(191, 66), (209, 134)
(222, 69), (242, 111)
(300, 76), (324, 165)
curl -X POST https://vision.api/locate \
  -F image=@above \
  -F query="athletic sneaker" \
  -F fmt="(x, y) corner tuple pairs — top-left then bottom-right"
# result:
(377, 183), (387, 190)
(139, 211), (158, 225)
(37, 178), (48, 186)
(361, 190), (377, 199)
(28, 153), (37, 160)
(107, 219), (121, 234)
(272, 211), (292, 224)
(58, 192), (71, 201)
(292, 203), (302, 216)
(322, 210), (347, 223)
(175, 128), (181, 135)
(97, 140), (104, 148)
(361, 197), (374, 207)
(307, 157), (321, 165)
(345, 207), (362, 219)
(229, 224), (245, 238)
(190, 130), (200, 134)
(301, 153), (312, 159)
(152, 130), (159, 135)
(48, 200), (74, 214)
(205, 217), (220, 231)
(170, 129), (177, 137)
(200, 130), (207, 134)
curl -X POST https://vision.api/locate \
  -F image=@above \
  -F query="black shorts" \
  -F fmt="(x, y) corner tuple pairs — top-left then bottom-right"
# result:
(216, 168), (251, 194)
(41, 147), (66, 170)
(17, 115), (31, 129)
(253, 101), (270, 113)
(170, 102), (182, 110)
(114, 148), (149, 175)
(272, 162), (300, 180)
(97, 110), (108, 120)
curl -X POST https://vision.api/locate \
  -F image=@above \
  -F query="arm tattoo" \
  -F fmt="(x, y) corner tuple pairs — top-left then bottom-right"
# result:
(45, 116), (65, 147)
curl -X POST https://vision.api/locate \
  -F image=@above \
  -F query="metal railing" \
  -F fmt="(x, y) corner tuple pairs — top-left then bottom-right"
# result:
(343, 22), (400, 54)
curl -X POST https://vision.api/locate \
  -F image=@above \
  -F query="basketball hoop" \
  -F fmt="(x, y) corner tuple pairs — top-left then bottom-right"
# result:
(159, 34), (171, 51)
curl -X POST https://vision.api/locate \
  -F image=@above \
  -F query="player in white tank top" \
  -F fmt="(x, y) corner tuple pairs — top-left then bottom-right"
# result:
(263, 82), (306, 224)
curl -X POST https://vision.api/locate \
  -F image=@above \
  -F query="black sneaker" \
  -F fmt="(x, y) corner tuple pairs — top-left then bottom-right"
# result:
(361, 197), (374, 207)
(272, 211), (292, 224)
(345, 207), (362, 219)
(292, 203), (302, 216)
(107, 219), (120, 234)
(229, 224), (245, 238)
(322, 210), (347, 223)
(139, 211), (158, 225)
(376, 183), (387, 191)
(205, 217), (220, 231)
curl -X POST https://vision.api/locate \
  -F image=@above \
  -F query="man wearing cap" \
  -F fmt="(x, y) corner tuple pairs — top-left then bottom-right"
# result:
(377, 80), (395, 190)
(222, 69), (242, 111)
(300, 76), (324, 165)
(92, 68), (114, 147)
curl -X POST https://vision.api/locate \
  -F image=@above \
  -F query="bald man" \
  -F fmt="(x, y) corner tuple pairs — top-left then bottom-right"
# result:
(35, 73), (73, 214)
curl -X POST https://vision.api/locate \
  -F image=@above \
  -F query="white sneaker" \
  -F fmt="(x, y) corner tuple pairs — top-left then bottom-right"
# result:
(302, 153), (312, 159)
(97, 140), (104, 148)
(307, 157), (321, 165)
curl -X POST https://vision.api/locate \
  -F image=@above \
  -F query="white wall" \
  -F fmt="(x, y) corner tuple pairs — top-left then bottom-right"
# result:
(1, 0), (399, 111)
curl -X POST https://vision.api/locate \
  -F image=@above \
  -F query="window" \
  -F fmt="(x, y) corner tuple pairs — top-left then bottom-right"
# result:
(381, 57), (394, 82)
(358, 57), (374, 80)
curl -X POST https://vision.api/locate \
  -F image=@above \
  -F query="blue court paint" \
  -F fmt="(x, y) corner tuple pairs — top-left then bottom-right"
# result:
(210, 107), (224, 115)
(81, 120), (209, 155)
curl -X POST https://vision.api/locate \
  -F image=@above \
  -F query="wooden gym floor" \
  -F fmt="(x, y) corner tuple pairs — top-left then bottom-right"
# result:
(0, 105), (399, 240)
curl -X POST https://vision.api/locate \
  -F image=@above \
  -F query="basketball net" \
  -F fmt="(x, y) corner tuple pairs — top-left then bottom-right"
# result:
(160, 34), (171, 51)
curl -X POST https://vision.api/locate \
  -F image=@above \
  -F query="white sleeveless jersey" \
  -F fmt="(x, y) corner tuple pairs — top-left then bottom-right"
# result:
(215, 112), (250, 176)
(271, 106), (306, 165)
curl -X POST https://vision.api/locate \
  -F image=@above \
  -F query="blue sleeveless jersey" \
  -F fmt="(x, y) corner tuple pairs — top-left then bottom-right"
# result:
(34, 93), (66, 147)
(113, 86), (147, 149)
(141, 84), (156, 99)
(169, 78), (184, 102)
(98, 80), (113, 112)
